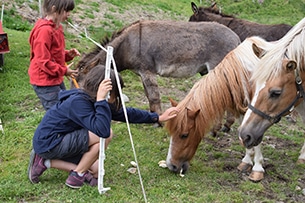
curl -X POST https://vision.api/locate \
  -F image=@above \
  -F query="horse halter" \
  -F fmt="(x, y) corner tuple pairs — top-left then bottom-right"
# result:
(248, 69), (305, 124)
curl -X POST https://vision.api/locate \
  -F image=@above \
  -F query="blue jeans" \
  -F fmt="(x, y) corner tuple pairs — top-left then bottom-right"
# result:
(32, 82), (66, 111)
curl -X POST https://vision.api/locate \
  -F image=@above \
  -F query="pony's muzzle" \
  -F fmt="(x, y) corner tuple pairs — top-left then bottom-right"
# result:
(167, 161), (189, 174)
(239, 129), (263, 149)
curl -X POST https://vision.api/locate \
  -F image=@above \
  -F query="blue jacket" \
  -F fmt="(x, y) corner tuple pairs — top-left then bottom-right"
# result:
(33, 89), (159, 154)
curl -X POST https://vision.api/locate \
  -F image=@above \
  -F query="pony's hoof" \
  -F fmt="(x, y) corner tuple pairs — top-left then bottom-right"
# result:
(297, 158), (305, 164)
(209, 131), (218, 137)
(249, 171), (264, 182)
(237, 162), (252, 172)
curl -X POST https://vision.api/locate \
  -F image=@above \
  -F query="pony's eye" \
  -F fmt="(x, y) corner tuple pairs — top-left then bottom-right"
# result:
(180, 134), (189, 139)
(269, 89), (282, 98)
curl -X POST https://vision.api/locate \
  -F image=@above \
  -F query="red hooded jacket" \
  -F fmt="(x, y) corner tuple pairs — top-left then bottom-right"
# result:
(28, 19), (73, 86)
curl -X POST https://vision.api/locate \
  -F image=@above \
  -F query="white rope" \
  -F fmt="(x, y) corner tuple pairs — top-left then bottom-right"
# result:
(67, 22), (147, 202)
(111, 55), (147, 202)
(67, 22), (107, 52)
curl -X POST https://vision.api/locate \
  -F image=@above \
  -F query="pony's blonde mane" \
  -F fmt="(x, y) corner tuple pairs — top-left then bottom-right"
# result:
(251, 17), (305, 84)
(166, 36), (270, 138)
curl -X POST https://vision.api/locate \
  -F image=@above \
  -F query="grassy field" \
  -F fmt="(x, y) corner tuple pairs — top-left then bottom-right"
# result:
(1, 0), (305, 202)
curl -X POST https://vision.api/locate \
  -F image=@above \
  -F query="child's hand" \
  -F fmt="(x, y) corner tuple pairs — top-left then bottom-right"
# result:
(68, 48), (80, 58)
(65, 62), (78, 78)
(159, 107), (180, 122)
(97, 79), (112, 101)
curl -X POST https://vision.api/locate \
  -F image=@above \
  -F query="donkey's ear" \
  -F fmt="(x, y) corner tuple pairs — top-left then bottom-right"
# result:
(169, 97), (178, 107)
(191, 2), (198, 14)
(284, 59), (297, 72)
(252, 43), (265, 58)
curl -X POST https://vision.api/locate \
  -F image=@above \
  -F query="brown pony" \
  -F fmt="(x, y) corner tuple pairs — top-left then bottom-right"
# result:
(189, 2), (292, 42)
(75, 20), (240, 115)
(239, 17), (305, 163)
(165, 36), (274, 181)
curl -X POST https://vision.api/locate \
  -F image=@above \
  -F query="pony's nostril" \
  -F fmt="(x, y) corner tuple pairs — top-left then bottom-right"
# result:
(172, 164), (178, 172)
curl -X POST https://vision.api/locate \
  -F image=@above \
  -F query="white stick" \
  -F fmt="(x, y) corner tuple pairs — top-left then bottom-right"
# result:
(98, 46), (113, 194)
(39, 0), (42, 18)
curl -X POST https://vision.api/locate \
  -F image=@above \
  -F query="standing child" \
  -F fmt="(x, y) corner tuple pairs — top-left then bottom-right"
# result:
(28, 65), (180, 189)
(28, 0), (80, 110)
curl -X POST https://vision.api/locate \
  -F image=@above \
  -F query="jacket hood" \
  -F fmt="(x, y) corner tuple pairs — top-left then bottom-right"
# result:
(58, 89), (91, 102)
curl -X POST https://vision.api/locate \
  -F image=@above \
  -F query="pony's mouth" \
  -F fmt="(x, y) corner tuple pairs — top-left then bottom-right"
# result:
(168, 161), (190, 175)
(180, 162), (189, 174)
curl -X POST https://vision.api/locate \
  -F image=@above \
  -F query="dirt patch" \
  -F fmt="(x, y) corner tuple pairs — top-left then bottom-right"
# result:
(3, 1), (187, 32)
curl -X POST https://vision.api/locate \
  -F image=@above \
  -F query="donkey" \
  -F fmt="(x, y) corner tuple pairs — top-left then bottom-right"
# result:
(189, 2), (292, 42)
(75, 20), (240, 116)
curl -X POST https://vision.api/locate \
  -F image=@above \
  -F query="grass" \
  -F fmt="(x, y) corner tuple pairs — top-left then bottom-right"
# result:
(1, 0), (305, 202)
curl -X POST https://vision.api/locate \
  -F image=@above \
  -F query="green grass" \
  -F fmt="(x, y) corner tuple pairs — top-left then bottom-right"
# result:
(1, 0), (305, 202)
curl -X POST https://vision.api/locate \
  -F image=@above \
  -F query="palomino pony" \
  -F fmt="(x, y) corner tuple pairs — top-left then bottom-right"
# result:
(75, 20), (240, 115)
(189, 2), (292, 42)
(239, 17), (305, 165)
(165, 36), (274, 181)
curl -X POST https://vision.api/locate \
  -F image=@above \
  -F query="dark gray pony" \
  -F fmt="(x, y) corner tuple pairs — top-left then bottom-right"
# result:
(76, 20), (240, 115)
(189, 2), (292, 42)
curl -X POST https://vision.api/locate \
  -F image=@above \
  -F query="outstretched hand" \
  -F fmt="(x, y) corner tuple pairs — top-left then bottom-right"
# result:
(158, 106), (180, 122)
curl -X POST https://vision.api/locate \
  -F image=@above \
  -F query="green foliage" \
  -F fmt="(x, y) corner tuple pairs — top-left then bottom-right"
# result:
(3, 9), (32, 31)
(1, 0), (305, 202)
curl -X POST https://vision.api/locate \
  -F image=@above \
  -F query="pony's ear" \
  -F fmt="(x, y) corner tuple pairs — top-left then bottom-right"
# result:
(186, 108), (200, 120)
(284, 59), (297, 72)
(169, 97), (178, 107)
(252, 43), (265, 58)
(191, 2), (198, 14)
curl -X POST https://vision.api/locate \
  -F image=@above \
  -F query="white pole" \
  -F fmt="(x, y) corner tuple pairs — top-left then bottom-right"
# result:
(97, 46), (112, 194)
(1, 5), (4, 23)
(39, 0), (42, 18)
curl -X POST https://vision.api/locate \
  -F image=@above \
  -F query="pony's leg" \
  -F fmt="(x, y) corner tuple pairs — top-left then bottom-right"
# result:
(237, 148), (254, 172)
(237, 144), (264, 182)
(138, 71), (162, 115)
(221, 111), (235, 133)
(295, 103), (305, 163)
(285, 109), (298, 124)
(249, 144), (264, 182)
(297, 142), (305, 164)
(210, 111), (235, 136)
(210, 121), (222, 137)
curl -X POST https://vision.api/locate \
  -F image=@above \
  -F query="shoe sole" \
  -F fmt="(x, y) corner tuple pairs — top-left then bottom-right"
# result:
(65, 182), (82, 189)
(27, 149), (37, 184)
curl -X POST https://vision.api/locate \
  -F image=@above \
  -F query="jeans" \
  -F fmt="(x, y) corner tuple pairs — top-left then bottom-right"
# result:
(32, 82), (66, 111)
